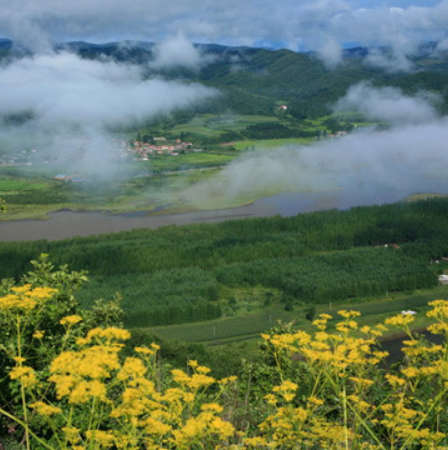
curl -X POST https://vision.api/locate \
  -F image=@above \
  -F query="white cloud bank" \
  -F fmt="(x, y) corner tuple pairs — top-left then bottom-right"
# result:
(0, 51), (216, 174)
(152, 34), (208, 71)
(0, 52), (215, 126)
(334, 82), (440, 125)
(185, 85), (448, 208)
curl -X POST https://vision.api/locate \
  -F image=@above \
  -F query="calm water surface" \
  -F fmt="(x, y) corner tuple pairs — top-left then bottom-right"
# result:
(2, 163), (448, 241)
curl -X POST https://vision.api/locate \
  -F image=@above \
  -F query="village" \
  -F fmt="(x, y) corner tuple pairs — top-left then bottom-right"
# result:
(0, 135), (203, 169)
(129, 136), (202, 160)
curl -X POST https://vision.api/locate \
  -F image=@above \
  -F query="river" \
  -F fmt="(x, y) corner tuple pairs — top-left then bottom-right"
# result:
(2, 160), (448, 241)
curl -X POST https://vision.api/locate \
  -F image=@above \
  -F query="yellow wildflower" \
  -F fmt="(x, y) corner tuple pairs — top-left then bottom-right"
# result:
(312, 319), (328, 330)
(28, 286), (57, 299)
(308, 396), (324, 406)
(385, 374), (406, 386)
(62, 426), (81, 444)
(30, 401), (62, 416)
(84, 327), (130, 343)
(33, 330), (45, 339)
(319, 313), (333, 320)
(201, 403), (223, 413)
(85, 430), (115, 448)
(0, 294), (36, 311)
(134, 346), (155, 355)
(384, 314), (415, 327)
(11, 284), (32, 294)
(338, 310), (361, 319)
(145, 417), (172, 436)
(60, 315), (83, 326)
(68, 380), (107, 404)
(196, 365), (211, 375)
(9, 365), (37, 387)
(13, 356), (26, 364)
(219, 375), (237, 385)
(117, 357), (147, 381)
(264, 393), (277, 405)
(401, 367), (420, 378)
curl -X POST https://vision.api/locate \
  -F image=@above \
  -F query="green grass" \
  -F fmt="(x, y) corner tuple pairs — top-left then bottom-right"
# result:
(144, 309), (300, 343)
(147, 153), (235, 171)
(143, 286), (448, 346)
(234, 137), (314, 150)
(0, 179), (48, 191)
(170, 114), (281, 137)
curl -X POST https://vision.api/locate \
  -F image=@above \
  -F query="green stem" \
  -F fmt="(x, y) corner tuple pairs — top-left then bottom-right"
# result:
(16, 316), (31, 450)
(342, 384), (349, 450)
(345, 400), (387, 450)
(398, 385), (448, 450)
(0, 406), (56, 450)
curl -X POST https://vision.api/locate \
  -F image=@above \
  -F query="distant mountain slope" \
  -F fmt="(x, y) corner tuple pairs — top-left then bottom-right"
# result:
(3, 39), (448, 117)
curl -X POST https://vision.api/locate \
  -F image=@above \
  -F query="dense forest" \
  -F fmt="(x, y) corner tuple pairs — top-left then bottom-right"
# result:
(1, 198), (448, 327)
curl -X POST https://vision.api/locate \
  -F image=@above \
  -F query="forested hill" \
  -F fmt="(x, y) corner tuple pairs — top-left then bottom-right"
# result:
(3, 40), (448, 117)
(1, 198), (448, 328)
(60, 40), (448, 117)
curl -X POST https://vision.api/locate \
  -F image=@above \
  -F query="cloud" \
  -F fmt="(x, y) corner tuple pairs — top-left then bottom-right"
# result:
(151, 34), (208, 71)
(185, 83), (448, 208)
(334, 82), (440, 125)
(0, 51), (217, 174)
(185, 119), (448, 211)
(363, 49), (415, 73)
(1, 0), (448, 69)
(0, 52), (216, 126)
(317, 38), (343, 68)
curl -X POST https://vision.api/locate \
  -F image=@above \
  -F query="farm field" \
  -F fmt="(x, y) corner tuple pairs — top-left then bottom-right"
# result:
(145, 309), (299, 343)
(143, 286), (448, 346)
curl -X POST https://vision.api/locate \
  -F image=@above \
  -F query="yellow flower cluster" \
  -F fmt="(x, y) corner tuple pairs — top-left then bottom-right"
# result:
(49, 340), (121, 403)
(29, 401), (62, 416)
(7, 298), (448, 450)
(0, 285), (57, 312)
(9, 365), (37, 388)
(248, 302), (448, 449)
(60, 315), (83, 326)
(18, 325), (236, 450)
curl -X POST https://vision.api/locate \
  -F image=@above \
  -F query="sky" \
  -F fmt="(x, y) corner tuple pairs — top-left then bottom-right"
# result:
(1, 0), (448, 57)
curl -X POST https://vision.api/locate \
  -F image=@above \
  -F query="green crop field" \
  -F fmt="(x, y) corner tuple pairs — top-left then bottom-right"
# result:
(170, 114), (281, 136)
(0, 178), (49, 191)
(147, 153), (235, 171)
(145, 309), (300, 343)
(142, 287), (448, 345)
(234, 137), (314, 150)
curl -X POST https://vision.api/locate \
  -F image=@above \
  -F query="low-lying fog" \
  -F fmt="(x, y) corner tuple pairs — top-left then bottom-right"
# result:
(0, 36), (217, 176)
(184, 82), (448, 208)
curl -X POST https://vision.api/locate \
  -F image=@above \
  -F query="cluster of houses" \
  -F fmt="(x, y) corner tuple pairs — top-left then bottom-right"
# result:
(0, 148), (37, 166)
(327, 130), (348, 138)
(54, 174), (84, 182)
(130, 137), (196, 160)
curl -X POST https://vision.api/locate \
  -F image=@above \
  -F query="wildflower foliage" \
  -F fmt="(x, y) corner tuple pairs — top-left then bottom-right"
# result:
(3, 271), (448, 449)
